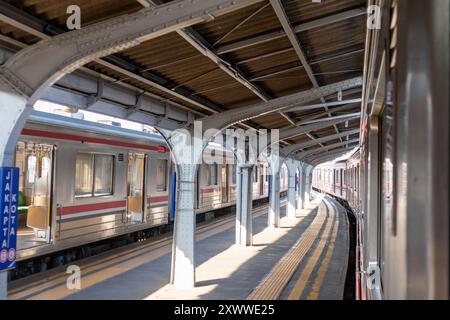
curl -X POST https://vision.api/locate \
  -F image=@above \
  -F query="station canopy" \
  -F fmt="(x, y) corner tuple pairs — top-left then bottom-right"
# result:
(0, 0), (365, 156)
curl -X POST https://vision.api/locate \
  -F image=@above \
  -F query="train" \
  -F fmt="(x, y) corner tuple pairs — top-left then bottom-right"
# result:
(312, 0), (448, 300)
(12, 110), (289, 277)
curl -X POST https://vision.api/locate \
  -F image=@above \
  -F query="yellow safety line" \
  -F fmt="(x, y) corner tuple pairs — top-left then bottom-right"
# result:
(306, 212), (340, 300)
(287, 200), (336, 300)
(10, 207), (267, 295)
(247, 203), (327, 300)
(9, 204), (273, 299)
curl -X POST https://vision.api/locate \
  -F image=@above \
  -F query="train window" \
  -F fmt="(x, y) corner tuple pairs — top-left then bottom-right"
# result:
(27, 155), (37, 184)
(94, 155), (114, 196)
(75, 154), (94, 197)
(75, 153), (114, 197)
(156, 159), (168, 192)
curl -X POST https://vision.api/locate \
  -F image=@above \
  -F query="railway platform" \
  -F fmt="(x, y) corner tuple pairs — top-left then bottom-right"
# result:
(7, 195), (350, 300)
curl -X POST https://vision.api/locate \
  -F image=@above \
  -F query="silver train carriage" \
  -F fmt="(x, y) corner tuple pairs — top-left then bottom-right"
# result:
(313, 0), (449, 300)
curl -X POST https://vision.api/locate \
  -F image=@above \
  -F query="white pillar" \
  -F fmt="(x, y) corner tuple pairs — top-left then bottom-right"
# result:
(296, 164), (303, 211)
(300, 167), (307, 209)
(304, 165), (313, 205)
(0, 79), (29, 300)
(170, 163), (197, 288)
(285, 159), (300, 219)
(236, 164), (253, 246)
(268, 160), (281, 228)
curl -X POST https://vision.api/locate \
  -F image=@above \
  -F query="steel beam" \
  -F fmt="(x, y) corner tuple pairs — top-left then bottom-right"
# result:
(270, 0), (342, 141)
(287, 99), (362, 113)
(285, 158), (300, 218)
(0, 1), (269, 133)
(1, 0), (264, 102)
(305, 146), (358, 165)
(236, 164), (254, 246)
(296, 138), (359, 160)
(142, 0), (271, 101)
(202, 77), (362, 131)
(296, 113), (360, 126)
(278, 113), (360, 142)
(294, 104), (360, 126)
(178, 28), (270, 101)
(216, 8), (366, 54)
(281, 129), (360, 157)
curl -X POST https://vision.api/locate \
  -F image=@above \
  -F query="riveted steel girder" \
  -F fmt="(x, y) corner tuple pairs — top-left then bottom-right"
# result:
(0, 0), (264, 103)
(278, 113), (360, 141)
(296, 138), (359, 160)
(202, 77), (362, 131)
(216, 7), (366, 54)
(306, 146), (358, 166)
(281, 128), (360, 157)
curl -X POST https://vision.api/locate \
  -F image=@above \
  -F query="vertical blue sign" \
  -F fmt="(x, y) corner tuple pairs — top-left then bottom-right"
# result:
(0, 167), (19, 271)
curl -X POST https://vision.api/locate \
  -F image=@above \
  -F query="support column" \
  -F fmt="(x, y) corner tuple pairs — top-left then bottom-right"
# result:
(268, 162), (281, 228)
(170, 163), (197, 289)
(285, 159), (300, 219)
(296, 164), (303, 211)
(236, 164), (253, 246)
(0, 79), (29, 300)
(304, 165), (313, 205)
(300, 166), (307, 209)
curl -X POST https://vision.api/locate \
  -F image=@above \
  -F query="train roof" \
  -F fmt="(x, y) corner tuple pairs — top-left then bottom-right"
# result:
(27, 111), (167, 145)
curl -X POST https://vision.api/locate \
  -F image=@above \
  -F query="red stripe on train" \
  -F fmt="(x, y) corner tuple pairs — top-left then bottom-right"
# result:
(22, 128), (168, 153)
(147, 196), (168, 204)
(200, 188), (218, 193)
(58, 200), (126, 216)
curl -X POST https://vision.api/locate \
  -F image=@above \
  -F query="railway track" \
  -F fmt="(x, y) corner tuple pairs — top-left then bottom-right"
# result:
(9, 201), (282, 300)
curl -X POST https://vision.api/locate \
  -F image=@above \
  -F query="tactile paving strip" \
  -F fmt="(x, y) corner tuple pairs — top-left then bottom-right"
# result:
(247, 201), (329, 300)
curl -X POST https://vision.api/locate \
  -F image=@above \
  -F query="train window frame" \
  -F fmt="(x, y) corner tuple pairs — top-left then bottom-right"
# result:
(155, 158), (168, 192)
(75, 153), (115, 198)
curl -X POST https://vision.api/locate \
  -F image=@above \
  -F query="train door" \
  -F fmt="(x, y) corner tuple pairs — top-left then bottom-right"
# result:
(127, 153), (146, 224)
(221, 165), (229, 203)
(15, 142), (54, 250)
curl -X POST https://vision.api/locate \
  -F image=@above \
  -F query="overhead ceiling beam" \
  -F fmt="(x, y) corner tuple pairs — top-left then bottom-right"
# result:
(143, 0), (270, 102)
(295, 138), (360, 160)
(2, 0), (265, 102)
(137, 0), (270, 133)
(270, 0), (345, 142)
(295, 112), (360, 126)
(249, 48), (365, 81)
(202, 76), (362, 131)
(0, 1), (234, 115)
(295, 103), (361, 126)
(176, 28), (271, 101)
(307, 146), (358, 166)
(278, 113), (360, 141)
(216, 7), (366, 54)
(287, 98), (362, 113)
(281, 128), (360, 156)
(306, 145), (357, 162)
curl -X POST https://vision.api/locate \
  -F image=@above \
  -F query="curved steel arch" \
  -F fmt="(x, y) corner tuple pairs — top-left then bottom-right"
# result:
(1, 0), (264, 103)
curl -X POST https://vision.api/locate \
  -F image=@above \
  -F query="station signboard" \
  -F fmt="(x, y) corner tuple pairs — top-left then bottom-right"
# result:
(0, 167), (19, 271)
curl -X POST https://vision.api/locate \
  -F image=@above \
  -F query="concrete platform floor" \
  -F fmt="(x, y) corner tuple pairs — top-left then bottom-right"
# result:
(9, 195), (348, 300)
